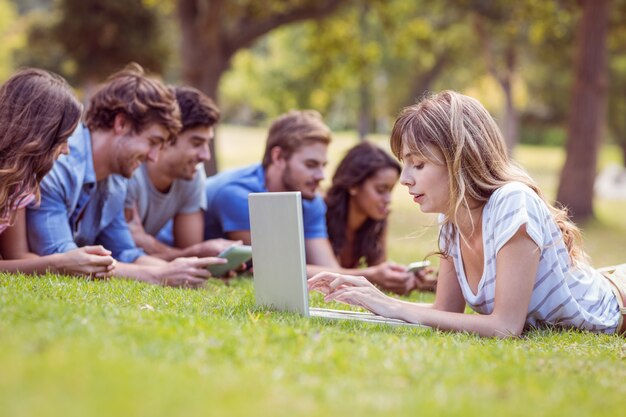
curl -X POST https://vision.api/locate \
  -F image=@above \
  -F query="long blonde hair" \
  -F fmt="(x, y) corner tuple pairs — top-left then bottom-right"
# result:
(390, 91), (588, 265)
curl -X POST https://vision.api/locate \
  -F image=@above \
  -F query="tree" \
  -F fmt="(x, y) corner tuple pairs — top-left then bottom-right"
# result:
(219, 0), (475, 137)
(0, 0), (21, 82)
(607, 0), (626, 165)
(176, 0), (349, 174)
(53, 0), (170, 90)
(556, 0), (611, 222)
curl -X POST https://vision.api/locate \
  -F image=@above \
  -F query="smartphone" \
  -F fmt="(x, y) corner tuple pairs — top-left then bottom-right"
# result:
(407, 260), (431, 273)
(208, 245), (253, 277)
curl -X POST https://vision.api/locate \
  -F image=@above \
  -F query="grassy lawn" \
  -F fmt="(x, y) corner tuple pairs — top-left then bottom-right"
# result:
(2, 125), (626, 417)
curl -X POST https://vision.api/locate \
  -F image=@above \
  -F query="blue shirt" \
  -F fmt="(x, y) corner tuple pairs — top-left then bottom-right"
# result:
(26, 124), (145, 263)
(203, 163), (328, 240)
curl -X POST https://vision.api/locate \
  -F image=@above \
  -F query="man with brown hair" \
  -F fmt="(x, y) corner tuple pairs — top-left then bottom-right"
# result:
(201, 110), (413, 289)
(124, 86), (240, 260)
(27, 64), (224, 287)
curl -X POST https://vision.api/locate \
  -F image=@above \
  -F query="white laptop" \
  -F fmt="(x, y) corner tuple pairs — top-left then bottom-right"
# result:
(248, 191), (426, 328)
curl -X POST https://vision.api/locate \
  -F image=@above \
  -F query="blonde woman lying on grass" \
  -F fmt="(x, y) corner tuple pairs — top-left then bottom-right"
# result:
(309, 91), (626, 337)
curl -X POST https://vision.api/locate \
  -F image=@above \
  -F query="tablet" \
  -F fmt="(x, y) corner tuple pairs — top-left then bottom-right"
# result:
(208, 245), (252, 277)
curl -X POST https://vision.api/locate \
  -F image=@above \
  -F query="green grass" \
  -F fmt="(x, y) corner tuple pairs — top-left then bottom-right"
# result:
(2, 126), (626, 417)
(2, 274), (626, 417)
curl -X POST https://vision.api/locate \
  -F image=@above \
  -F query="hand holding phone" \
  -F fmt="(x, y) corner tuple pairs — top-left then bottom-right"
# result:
(407, 260), (431, 273)
(208, 245), (253, 277)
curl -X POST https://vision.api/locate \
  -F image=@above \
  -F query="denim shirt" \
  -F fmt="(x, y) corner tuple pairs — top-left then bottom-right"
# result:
(26, 124), (145, 263)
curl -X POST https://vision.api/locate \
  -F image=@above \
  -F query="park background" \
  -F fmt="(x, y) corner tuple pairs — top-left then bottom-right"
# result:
(1, 1), (626, 416)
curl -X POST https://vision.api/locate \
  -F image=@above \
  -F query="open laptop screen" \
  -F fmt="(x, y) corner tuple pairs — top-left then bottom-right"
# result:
(249, 192), (310, 316)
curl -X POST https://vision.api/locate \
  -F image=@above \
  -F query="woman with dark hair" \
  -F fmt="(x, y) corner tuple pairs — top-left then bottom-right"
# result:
(326, 142), (435, 294)
(0, 68), (116, 277)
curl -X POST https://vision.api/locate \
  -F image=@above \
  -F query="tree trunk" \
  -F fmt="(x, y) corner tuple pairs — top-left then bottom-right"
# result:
(191, 55), (229, 177)
(404, 54), (447, 108)
(556, 0), (610, 222)
(501, 78), (519, 152)
(178, 0), (230, 176)
(473, 17), (519, 153)
(357, 79), (371, 141)
(176, 0), (347, 176)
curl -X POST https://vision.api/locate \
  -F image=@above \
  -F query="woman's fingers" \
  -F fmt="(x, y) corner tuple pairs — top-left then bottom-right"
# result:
(325, 286), (369, 309)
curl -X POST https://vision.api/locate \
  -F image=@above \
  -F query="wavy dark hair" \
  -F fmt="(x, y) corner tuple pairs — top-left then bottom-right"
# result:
(85, 63), (181, 143)
(174, 86), (220, 132)
(0, 68), (81, 226)
(326, 142), (401, 268)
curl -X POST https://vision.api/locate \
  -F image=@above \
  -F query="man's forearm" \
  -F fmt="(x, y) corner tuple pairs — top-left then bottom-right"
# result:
(113, 261), (159, 284)
(130, 229), (188, 261)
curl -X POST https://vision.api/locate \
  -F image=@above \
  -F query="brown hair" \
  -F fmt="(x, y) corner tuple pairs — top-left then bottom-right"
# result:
(390, 91), (588, 265)
(174, 86), (220, 132)
(326, 142), (401, 267)
(85, 63), (181, 142)
(0, 68), (81, 225)
(262, 110), (332, 168)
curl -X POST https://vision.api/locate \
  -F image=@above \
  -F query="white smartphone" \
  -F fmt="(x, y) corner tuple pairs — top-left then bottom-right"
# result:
(407, 260), (431, 273)
(208, 245), (253, 277)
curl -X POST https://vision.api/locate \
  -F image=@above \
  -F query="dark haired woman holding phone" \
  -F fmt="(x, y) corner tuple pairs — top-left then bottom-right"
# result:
(325, 142), (435, 294)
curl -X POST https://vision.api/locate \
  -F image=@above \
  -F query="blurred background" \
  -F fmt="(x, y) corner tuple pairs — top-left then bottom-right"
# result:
(2, 0), (626, 264)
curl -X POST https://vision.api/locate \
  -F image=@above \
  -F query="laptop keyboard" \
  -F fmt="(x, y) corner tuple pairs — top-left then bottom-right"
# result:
(309, 307), (426, 328)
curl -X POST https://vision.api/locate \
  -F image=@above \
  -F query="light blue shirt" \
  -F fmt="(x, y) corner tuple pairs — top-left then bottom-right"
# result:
(203, 163), (328, 239)
(27, 124), (145, 263)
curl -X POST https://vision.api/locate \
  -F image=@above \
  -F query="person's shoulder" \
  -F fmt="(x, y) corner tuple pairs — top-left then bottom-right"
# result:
(66, 124), (91, 159)
(303, 193), (326, 209)
(489, 181), (542, 206)
(55, 124), (90, 171)
(128, 163), (149, 187)
(487, 181), (549, 231)
(302, 193), (327, 217)
(109, 173), (129, 193)
(40, 125), (91, 192)
(209, 164), (264, 194)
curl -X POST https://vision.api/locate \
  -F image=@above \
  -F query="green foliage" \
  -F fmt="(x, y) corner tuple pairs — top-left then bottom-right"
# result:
(607, 0), (626, 160)
(0, 0), (22, 82)
(52, 0), (170, 82)
(12, 8), (75, 84)
(519, 125), (566, 147)
(221, 0), (478, 131)
(219, 0), (584, 141)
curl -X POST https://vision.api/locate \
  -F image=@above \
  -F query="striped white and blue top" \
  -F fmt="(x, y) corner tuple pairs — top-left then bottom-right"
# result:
(441, 182), (620, 334)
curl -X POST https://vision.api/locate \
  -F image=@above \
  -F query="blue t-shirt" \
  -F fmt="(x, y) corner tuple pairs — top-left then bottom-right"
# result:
(26, 124), (145, 263)
(203, 163), (328, 240)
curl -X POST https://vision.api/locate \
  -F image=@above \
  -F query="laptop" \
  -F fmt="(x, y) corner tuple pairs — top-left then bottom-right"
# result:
(248, 191), (426, 328)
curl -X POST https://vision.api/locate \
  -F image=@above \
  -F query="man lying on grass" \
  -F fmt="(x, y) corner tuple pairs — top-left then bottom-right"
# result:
(26, 64), (226, 287)
(124, 86), (240, 261)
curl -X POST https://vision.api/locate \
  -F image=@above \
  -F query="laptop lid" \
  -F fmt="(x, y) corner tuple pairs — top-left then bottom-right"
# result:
(249, 192), (310, 316)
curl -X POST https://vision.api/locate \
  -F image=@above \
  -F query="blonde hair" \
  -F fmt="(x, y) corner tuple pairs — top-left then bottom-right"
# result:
(262, 110), (331, 168)
(390, 91), (588, 265)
